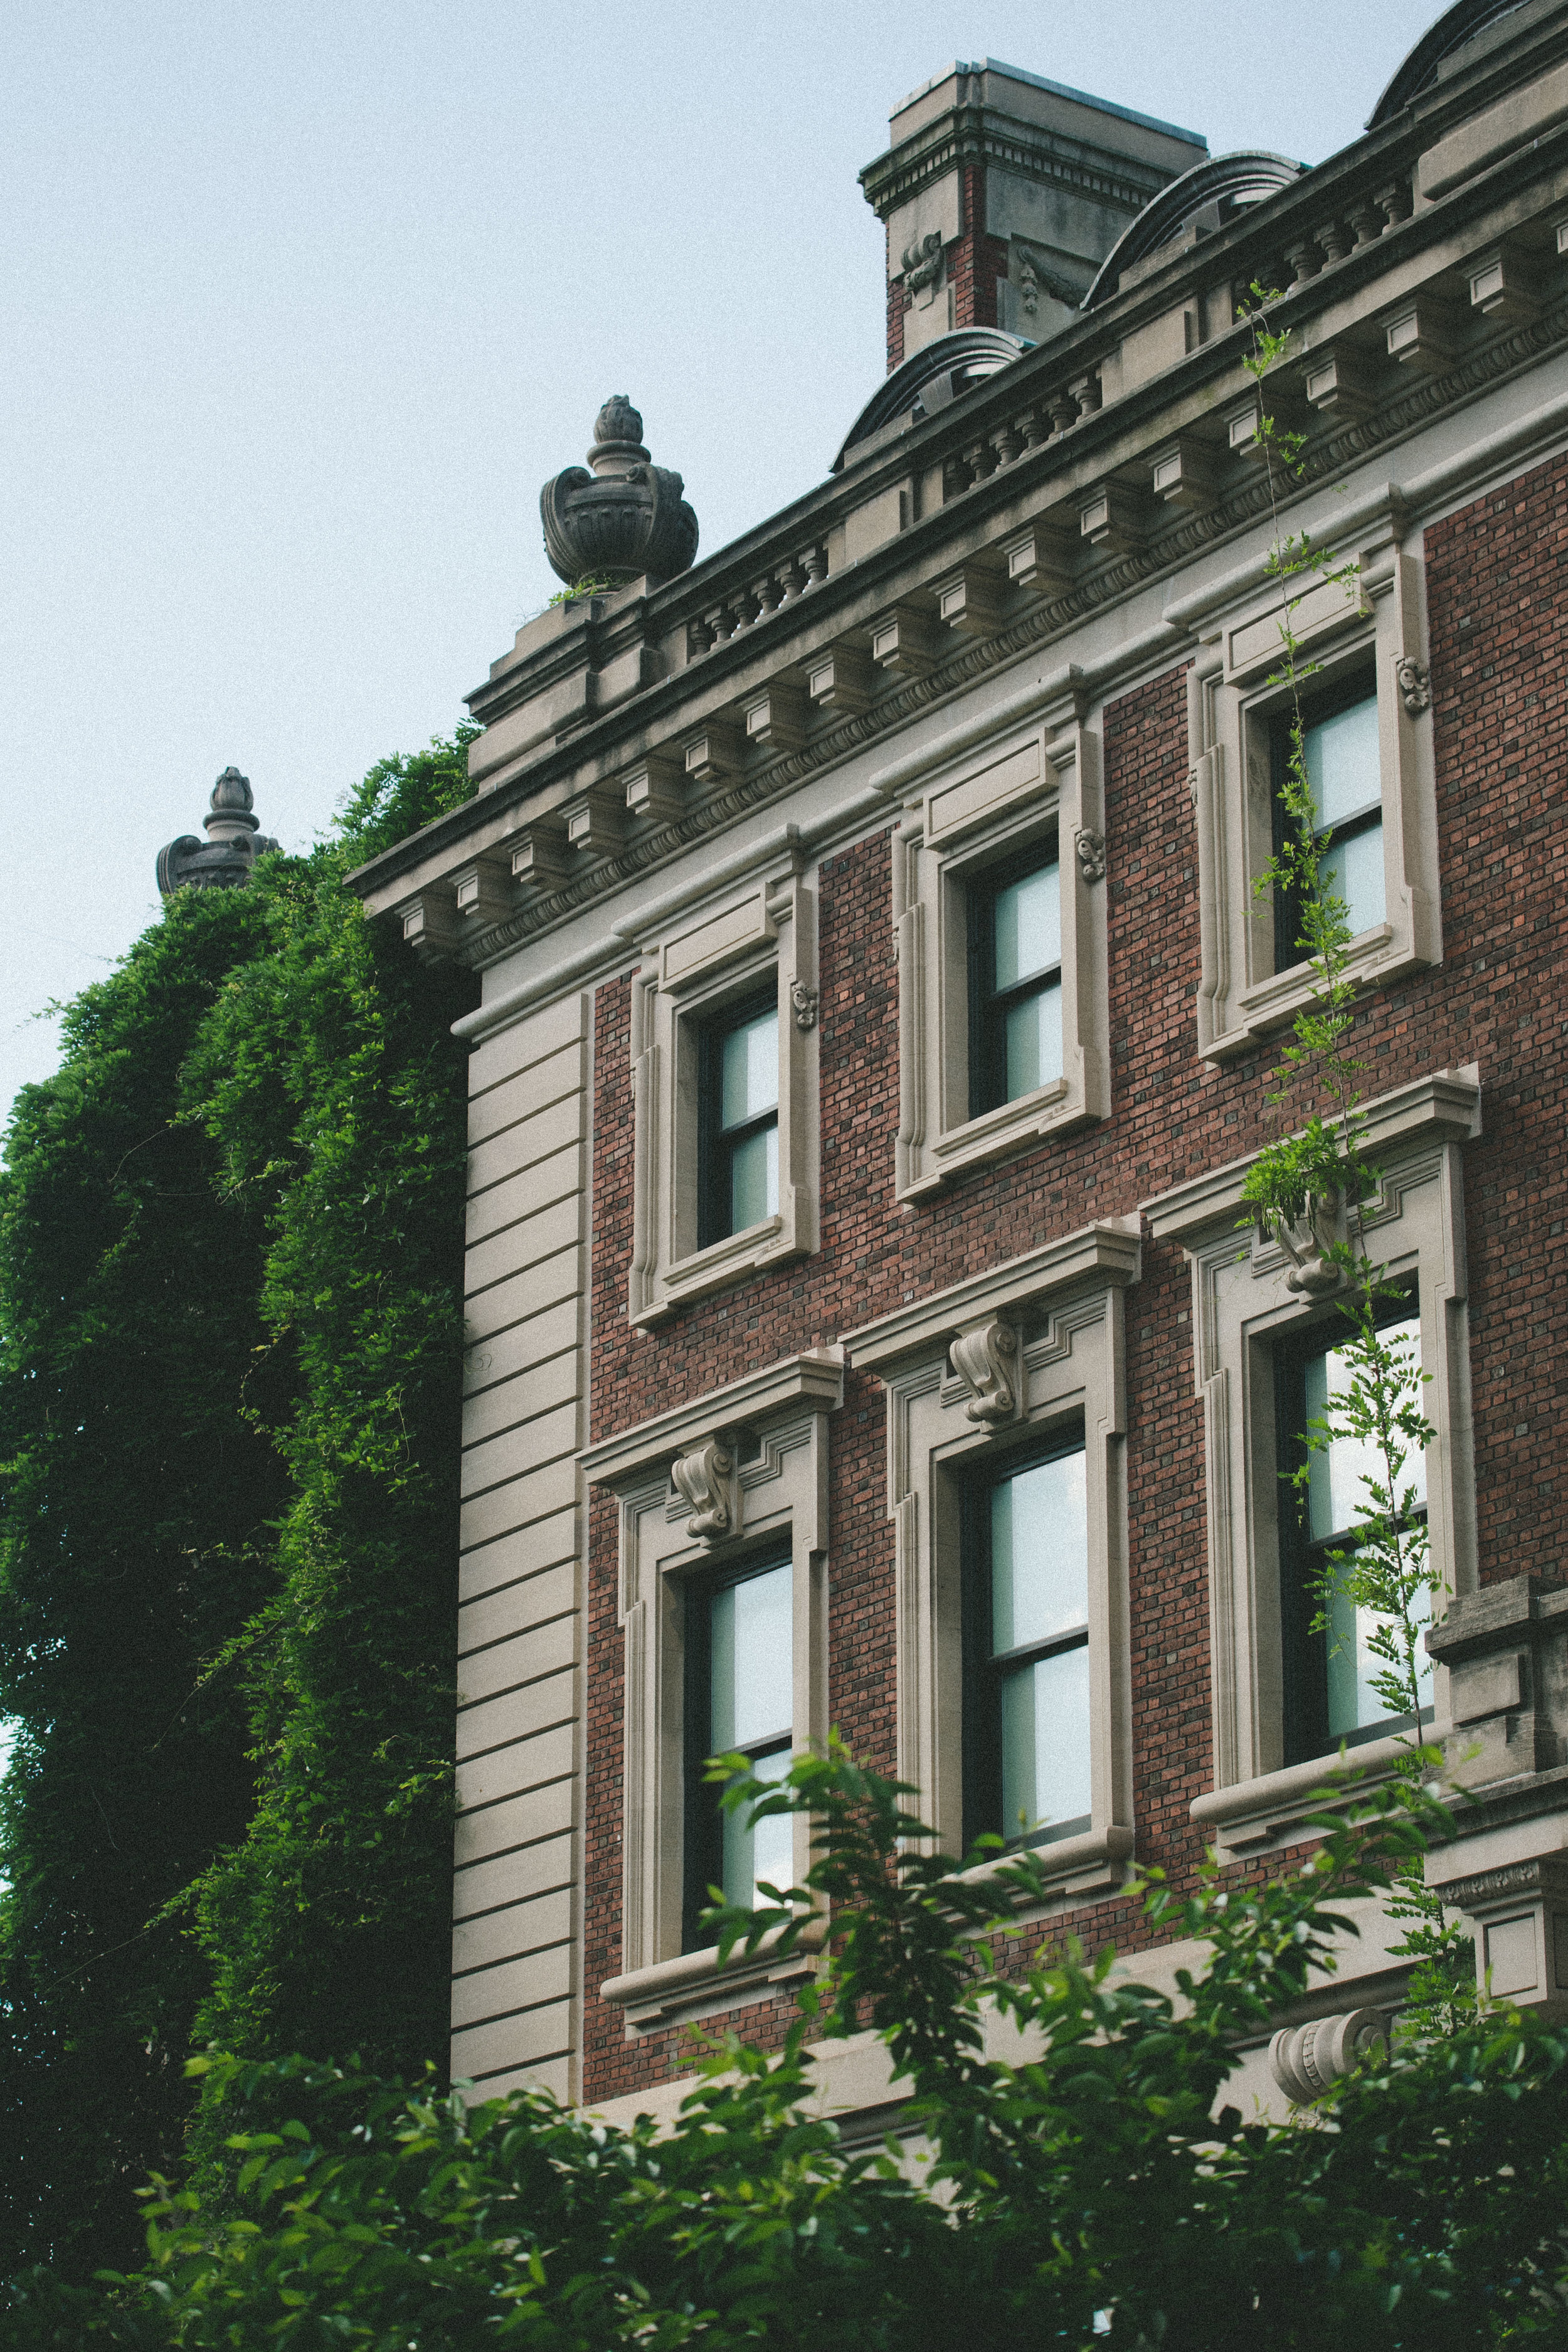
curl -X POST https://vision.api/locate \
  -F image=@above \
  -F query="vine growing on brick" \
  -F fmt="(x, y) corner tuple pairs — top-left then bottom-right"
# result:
(1234, 290), (1470, 2029)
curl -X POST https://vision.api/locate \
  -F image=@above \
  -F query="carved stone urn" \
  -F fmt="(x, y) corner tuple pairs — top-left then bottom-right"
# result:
(156, 767), (279, 896)
(539, 396), (699, 590)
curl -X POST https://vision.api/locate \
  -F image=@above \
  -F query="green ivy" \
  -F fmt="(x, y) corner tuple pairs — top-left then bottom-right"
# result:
(0, 732), (478, 2277)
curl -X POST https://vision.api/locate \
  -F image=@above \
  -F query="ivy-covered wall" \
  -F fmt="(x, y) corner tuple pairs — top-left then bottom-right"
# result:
(0, 734), (477, 2277)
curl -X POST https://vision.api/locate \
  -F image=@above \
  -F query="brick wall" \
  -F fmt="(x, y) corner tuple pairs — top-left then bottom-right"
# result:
(578, 451), (1568, 2104)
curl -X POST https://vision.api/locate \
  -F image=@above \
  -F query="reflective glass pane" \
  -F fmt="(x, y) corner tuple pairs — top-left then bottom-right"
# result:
(720, 1010), (778, 1130)
(1303, 694), (1379, 829)
(1305, 1316), (1426, 1541)
(709, 1562), (792, 1754)
(991, 1452), (1088, 1656)
(1326, 1561), (1433, 1738)
(1002, 978), (1062, 1103)
(728, 1121), (778, 1231)
(999, 1645), (1091, 1840)
(1316, 818), (1385, 936)
(721, 1740), (793, 1908)
(993, 862), (1061, 990)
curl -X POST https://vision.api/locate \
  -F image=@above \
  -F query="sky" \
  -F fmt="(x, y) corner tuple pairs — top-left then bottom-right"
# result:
(2, 0), (1444, 1126)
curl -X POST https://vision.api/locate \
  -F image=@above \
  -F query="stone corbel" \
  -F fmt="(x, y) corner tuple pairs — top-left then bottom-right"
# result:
(1074, 828), (1106, 884)
(1258, 1189), (1345, 1296)
(670, 1434), (736, 1540)
(949, 1317), (1021, 1424)
(1269, 2009), (1388, 2104)
(1395, 653), (1431, 716)
(789, 979), (819, 1031)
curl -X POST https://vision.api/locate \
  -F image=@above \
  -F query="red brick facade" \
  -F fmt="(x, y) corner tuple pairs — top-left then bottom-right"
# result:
(580, 453), (1568, 2106)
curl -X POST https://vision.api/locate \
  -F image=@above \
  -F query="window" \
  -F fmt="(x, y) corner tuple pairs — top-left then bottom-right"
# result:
(1271, 675), (1384, 971)
(1142, 1066), (1481, 1860)
(963, 1440), (1092, 1850)
(844, 1221), (1138, 1899)
(969, 853), (1064, 1118)
(891, 697), (1110, 1200)
(699, 996), (780, 1246)
(1275, 1308), (1430, 1763)
(684, 1554), (793, 1946)
(1189, 507), (1441, 1062)
(626, 865), (818, 1327)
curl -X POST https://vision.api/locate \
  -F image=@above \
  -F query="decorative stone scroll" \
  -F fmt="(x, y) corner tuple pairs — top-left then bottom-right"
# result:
(1269, 2008), (1388, 2104)
(1395, 652), (1431, 714)
(949, 1317), (1020, 1424)
(1074, 827), (1107, 884)
(670, 1437), (734, 1539)
(790, 980), (820, 1031)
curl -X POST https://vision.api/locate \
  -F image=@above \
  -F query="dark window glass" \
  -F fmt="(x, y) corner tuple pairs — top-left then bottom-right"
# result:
(697, 994), (779, 1247)
(1272, 678), (1384, 970)
(1275, 1308), (1430, 1764)
(962, 1439), (1091, 1851)
(969, 852), (1062, 1118)
(682, 1554), (792, 1949)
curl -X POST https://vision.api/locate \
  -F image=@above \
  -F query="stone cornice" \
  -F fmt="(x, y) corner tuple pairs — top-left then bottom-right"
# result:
(578, 1347), (845, 1491)
(842, 1217), (1141, 1375)
(858, 98), (1168, 225)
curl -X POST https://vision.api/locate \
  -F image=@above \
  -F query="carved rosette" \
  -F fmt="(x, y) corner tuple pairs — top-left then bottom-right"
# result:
(671, 1435), (735, 1540)
(949, 1317), (1020, 1424)
(539, 396), (699, 588)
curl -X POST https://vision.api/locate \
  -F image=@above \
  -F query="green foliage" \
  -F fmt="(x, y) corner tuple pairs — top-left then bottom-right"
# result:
(545, 574), (618, 607)
(6, 1747), (1565, 2347)
(0, 732), (478, 2275)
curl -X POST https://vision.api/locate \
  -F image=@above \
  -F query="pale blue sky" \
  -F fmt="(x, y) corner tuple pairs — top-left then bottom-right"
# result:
(2, 1), (1440, 1123)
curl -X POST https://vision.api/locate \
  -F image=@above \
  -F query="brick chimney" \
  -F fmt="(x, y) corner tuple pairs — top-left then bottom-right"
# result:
(860, 60), (1208, 373)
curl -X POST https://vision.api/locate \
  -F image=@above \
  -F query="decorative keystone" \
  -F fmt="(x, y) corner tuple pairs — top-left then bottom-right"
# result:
(671, 1436), (735, 1540)
(949, 1318), (1020, 1425)
(1258, 1189), (1344, 1296)
(1269, 2010), (1387, 2104)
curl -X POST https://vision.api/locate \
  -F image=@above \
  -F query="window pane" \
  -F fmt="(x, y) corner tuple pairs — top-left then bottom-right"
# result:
(999, 1645), (1091, 1840)
(993, 862), (1061, 990)
(728, 1121), (778, 1231)
(1305, 1315), (1426, 1541)
(721, 1739), (793, 1908)
(1303, 693), (1379, 830)
(720, 1010), (778, 1130)
(709, 1562), (792, 1754)
(1326, 1560), (1433, 1739)
(991, 1452), (1088, 1655)
(1316, 818), (1385, 936)
(1002, 978), (1062, 1102)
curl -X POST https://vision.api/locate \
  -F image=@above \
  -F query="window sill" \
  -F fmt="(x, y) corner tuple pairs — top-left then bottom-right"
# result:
(952, 1820), (1134, 1910)
(901, 1076), (1088, 1201)
(633, 1212), (807, 1328)
(601, 1921), (825, 2034)
(1190, 1727), (1451, 1862)
(1207, 919), (1439, 1062)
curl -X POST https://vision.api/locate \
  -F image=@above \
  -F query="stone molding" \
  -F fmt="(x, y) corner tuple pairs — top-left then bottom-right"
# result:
(579, 1348), (845, 1492)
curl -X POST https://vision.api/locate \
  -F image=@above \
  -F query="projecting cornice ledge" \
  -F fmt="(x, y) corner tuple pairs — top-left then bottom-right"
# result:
(842, 1216), (1141, 1376)
(1139, 1066), (1482, 1249)
(579, 1347), (845, 1492)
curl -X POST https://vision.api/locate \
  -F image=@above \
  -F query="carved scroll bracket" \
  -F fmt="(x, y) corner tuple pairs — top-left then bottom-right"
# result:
(671, 1434), (736, 1540)
(1074, 827), (1107, 884)
(1269, 2008), (1387, 2104)
(949, 1317), (1021, 1424)
(1258, 1190), (1344, 1296)
(790, 979), (819, 1030)
(1395, 652), (1431, 715)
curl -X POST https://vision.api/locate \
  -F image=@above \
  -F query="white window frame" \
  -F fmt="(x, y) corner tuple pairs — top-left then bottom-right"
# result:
(891, 686), (1110, 1201)
(579, 1348), (841, 2033)
(845, 1222), (1139, 1905)
(1142, 1067), (1482, 1860)
(1190, 504), (1441, 1062)
(628, 861), (818, 1327)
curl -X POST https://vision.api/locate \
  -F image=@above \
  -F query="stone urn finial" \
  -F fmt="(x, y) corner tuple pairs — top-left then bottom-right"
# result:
(156, 767), (279, 896)
(539, 396), (698, 590)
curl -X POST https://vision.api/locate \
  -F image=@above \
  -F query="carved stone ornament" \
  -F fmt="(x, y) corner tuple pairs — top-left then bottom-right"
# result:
(1258, 1189), (1343, 1296)
(790, 979), (820, 1031)
(901, 230), (944, 307)
(1269, 2009), (1387, 2104)
(949, 1318), (1020, 1424)
(539, 396), (699, 589)
(670, 1436), (734, 1540)
(1074, 827), (1108, 884)
(1019, 253), (1040, 316)
(156, 767), (279, 898)
(1395, 652), (1431, 716)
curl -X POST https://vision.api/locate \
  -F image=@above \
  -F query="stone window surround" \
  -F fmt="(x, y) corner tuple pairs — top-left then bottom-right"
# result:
(844, 1221), (1140, 1909)
(891, 678), (1110, 1201)
(1189, 497), (1441, 1062)
(1142, 1066), (1482, 1862)
(580, 1348), (843, 2034)
(627, 854), (819, 1328)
